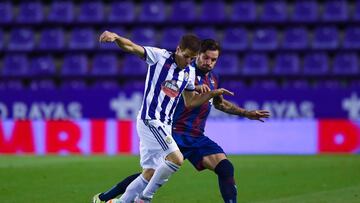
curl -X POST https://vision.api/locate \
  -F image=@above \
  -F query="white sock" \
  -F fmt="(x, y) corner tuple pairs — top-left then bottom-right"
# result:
(141, 160), (179, 199)
(119, 174), (148, 203)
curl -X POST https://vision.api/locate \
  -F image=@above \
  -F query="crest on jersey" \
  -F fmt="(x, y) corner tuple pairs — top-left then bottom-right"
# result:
(165, 136), (173, 144)
(197, 76), (201, 82)
(161, 80), (180, 98)
(184, 72), (189, 81)
(210, 78), (215, 86)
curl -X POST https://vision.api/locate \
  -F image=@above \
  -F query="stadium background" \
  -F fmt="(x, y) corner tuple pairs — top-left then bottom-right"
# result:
(0, 1), (360, 202)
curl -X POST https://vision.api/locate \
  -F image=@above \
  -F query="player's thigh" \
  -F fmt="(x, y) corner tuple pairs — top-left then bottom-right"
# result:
(136, 119), (179, 169)
(202, 153), (227, 171)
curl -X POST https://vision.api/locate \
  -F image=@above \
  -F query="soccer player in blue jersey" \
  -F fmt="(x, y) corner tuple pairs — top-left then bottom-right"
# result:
(97, 31), (234, 203)
(93, 39), (270, 203)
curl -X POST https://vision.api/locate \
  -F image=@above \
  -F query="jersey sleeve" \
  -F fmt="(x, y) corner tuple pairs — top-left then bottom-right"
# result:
(185, 67), (196, 91)
(143, 46), (167, 66)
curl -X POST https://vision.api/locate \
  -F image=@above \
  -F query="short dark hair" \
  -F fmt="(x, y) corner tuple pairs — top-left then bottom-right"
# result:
(178, 34), (201, 52)
(199, 39), (221, 54)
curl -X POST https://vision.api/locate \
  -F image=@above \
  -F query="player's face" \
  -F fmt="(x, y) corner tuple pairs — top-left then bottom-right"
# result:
(196, 50), (219, 73)
(175, 47), (197, 69)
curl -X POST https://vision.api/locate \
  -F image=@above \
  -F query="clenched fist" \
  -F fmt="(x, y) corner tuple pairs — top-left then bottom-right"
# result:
(99, 31), (120, 43)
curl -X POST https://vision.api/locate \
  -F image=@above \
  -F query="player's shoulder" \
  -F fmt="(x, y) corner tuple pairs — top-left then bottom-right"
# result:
(144, 46), (171, 57)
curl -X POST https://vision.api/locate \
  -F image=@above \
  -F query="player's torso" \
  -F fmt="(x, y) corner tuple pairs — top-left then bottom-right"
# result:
(173, 69), (219, 137)
(139, 55), (194, 124)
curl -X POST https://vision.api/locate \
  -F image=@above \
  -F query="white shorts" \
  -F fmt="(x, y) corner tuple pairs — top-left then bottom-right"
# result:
(136, 119), (179, 169)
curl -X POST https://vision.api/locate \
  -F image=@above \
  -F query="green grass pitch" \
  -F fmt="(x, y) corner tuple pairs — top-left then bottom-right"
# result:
(0, 155), (359, 203)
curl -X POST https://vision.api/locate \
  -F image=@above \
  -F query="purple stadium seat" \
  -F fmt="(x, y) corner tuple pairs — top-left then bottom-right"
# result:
(216, 54), (240, 76)
(303, 53), (329, 75)
(193, 27), (217, 40)
(282, 27), (308, 50)
(199, 1), (226, 22)
(220, 81), (246, 90)
(260, 1), (287, 22)
(29, 80), (56, 90)
(61, 80), (87, 89)
(0, 1), (12, 23)
(38, 28), (65, 50)
(92, 54), (118, 76)
(291, 0), (318, 22)
(354, 1), (360, 21)
(78, 1), (104, 23)
(122, 55), (147, 76)
(8, 28), (34, 51)
(333, 53), (358, 75)
(30, 55), (56, 76)
(3, 54), (28, 76)
(222, 27), (248, 51)
(122, 80), (145, 92)
(62, 54), (88, 76)
(252, 28), (278, 50)
(312, 26), (339, 49)
(243, 53), (269, 75)
(108, 1), (135, 23)
(47, 1), (74, 23)
(139, 1), (166, 23)
(322, 1), (348, 22)
(131, 27), (156, 46)
(16, 1), (43, 23)
(343, 27), (360, 49)
(231, 1), (256, 22)
(0, 80), (24, 90)
(160, 27), (185, 50)
(99, 27), (126, 50)
(69, 28), (95, 50)
(273, 54), (300, 75)
(92, 80), (119, 89)
(170, 0), (196, 23)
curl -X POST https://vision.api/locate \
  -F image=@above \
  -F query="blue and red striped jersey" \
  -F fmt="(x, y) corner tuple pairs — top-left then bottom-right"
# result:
(172, 63), (219, 137)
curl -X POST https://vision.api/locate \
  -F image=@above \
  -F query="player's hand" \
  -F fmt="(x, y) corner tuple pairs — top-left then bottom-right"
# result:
(244, 110), (270, 122)
(212, 88), (234, 97)
(99, 30), (120, 43)
(195, 84), (211, 94)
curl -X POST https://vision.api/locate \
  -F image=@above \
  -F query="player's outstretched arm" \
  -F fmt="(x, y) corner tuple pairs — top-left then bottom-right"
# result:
(99, 30), (145, 59)
(182, 88), (234, 109)
(213, 96), (270, 122)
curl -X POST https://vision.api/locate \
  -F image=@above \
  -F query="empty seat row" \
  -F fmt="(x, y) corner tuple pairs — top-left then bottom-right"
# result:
(0, 78), (356, 91)
(0, 1), (360, 24)
(1, 52), (358, 77)
(2, 26), (360, 52)
(0, 54), (147, 77)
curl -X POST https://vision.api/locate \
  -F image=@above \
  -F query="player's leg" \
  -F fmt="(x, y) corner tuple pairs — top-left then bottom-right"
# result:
(93, 172), (141, 202)
(202, 153), (237, 203)
(139, 120), (183, 200)
(118, 169), (153, 202)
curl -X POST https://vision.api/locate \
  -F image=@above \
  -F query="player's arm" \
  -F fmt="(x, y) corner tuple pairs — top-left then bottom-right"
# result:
(182, 88), (234, 109)
(213, 96), (270, 122)
(99, 30), (145, 59)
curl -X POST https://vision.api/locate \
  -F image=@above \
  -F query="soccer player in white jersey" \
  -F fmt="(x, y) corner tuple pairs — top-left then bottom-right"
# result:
(98, 31), (234, 203)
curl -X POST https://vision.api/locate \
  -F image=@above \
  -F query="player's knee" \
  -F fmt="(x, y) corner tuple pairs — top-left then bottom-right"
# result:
(166, 151), (184, 166)
(142, 168), (155, 181)
(214, 159), (234, 178)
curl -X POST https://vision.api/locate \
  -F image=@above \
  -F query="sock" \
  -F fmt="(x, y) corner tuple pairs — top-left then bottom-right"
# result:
(214, 159), (237, 203)
(119, 174), (148, 202)
(99, 173), (141, 201)
(141, 160), (179, 199)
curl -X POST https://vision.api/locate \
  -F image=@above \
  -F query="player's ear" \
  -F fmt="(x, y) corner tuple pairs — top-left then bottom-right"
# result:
(175, 46), (180, 54)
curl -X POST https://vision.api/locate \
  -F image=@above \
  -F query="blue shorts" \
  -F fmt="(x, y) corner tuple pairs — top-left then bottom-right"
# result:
(172, 132), (225, 171)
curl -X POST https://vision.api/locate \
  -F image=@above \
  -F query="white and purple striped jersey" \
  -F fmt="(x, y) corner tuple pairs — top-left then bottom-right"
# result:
(137, 46), (196, 125)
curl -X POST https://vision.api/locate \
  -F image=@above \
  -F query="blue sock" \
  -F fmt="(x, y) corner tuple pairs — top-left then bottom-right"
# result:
(99, 173), (141, 201)
(214, 159), (237, 203)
